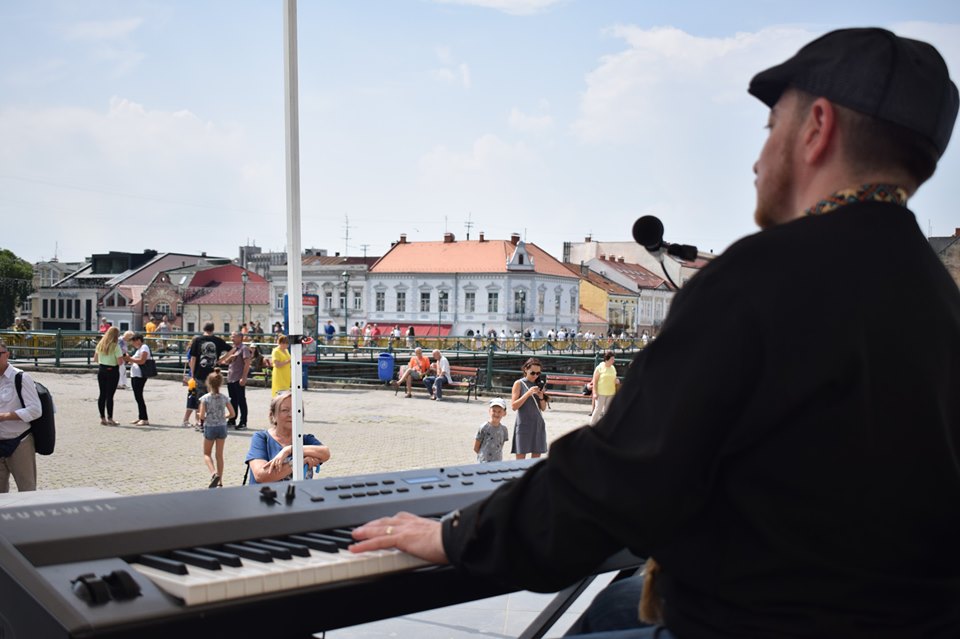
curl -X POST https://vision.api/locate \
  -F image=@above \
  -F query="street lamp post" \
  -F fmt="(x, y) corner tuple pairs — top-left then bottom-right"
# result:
(621, 300), (627, 335)
(241, 270), (249, 326)
(519, 290), (526, 351)
(341, 271), (350, 336)
(554, 297), (560, 335)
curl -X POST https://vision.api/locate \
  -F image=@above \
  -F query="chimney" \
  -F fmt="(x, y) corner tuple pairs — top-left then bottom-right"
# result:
(579, 261), (589, 277)
(399, 234), (407, 244)
(443, 232), (455, 243)
(955, 227), (960, 237)
(479, 231), (485, 242)
(585, 234), (592, 243)
(600, 254), (606, 261)
(510, 233), (521, 245)
(618, 256), (625, 263)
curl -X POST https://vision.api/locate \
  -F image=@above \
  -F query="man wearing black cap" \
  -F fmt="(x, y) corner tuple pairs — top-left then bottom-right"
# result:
(352, 29), (960, 638)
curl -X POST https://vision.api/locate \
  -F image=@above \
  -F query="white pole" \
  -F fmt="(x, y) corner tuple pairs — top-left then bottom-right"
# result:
(282, 0), (305, 479)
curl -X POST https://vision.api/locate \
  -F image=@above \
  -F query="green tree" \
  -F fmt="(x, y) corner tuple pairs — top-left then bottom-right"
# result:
(0, 249), (33, 329)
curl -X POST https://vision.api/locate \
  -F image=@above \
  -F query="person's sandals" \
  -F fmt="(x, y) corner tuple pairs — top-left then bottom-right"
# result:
(106, 419), (119, 425)
(136, 419), (149, 425)
(209, 474), (220, 489)
(100, 418), (109, 425)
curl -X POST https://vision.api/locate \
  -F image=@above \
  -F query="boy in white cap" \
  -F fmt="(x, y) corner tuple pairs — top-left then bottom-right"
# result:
(474, 398), (509, 463)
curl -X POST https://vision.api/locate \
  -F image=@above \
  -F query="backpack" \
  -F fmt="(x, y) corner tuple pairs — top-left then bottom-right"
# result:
(14, 372), (56, 455)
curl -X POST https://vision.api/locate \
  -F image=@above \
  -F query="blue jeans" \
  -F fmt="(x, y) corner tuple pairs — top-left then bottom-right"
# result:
(565, 574), (675, 639)
(424, 376), (447, 399)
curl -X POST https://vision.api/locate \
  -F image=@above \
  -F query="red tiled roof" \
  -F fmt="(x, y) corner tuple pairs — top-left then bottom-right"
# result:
(562, 263), (635, 296)
(371, 239), (574, 278)
(578, 306), (607, 325)
(595, 258), (672, 291)
(189, 264), (267, 287)
(123, 253), (222, 286)
(184, 282), (270, 306)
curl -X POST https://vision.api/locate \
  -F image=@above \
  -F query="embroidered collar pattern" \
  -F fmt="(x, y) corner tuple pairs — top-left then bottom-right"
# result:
(803, 184), (909, 218)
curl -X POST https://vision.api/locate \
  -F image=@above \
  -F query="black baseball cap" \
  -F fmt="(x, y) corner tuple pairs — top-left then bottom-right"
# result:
(749, 28), (959, 157)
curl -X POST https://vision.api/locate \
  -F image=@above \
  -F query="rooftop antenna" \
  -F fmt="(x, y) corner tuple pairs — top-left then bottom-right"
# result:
(360, 243), (370, 259)
(464, 213), (474, 241)
(342, 214), (351, 256)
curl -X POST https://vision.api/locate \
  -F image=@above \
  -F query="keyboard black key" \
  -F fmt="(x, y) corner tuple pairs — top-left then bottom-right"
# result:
(263, 539), (310, 557)
(170, 550), (221, 571)
(244, 541), (292, 560)
(289, 534), (338, 553)
(136, 554), (188, 575)
(306, 532), (351, 550)
(193, 547), (243, 568)
(223, 543), (273, 563)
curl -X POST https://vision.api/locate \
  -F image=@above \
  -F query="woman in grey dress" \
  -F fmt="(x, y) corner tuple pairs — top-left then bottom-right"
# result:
(510, 358), (548, 459)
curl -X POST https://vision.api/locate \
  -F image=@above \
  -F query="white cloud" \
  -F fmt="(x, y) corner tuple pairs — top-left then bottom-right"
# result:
(62, 18), (144, 41)
(430, 0), (565, 16)
(0, 98), (281, 260)
(508, 107), (554, 132)
(431, 48), (472, 88)
(572, 25), (809, 144)
(415, 134), (552, 222)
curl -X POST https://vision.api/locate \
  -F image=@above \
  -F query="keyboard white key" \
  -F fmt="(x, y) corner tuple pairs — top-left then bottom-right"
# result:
(131, 544), (431, 605)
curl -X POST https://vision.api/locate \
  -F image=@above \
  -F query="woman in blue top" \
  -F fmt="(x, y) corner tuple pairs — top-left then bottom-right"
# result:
(245, 391), (330, 484)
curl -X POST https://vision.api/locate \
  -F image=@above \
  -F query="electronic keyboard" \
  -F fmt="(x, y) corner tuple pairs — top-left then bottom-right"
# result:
(0, 460), (638, 638)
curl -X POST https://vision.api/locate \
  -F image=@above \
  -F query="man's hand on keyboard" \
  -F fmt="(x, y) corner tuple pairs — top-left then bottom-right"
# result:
(350, 511), (448, 565)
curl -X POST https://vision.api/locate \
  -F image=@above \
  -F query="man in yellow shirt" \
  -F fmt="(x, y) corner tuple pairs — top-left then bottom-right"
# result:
(143, 315), (157, 337)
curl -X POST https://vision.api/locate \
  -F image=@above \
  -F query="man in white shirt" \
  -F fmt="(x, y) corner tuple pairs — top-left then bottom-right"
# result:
(423, 349), (452, 401)
(0, 340), (42, 492)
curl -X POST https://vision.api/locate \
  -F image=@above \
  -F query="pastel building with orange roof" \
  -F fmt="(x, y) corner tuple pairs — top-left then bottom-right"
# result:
(367, 232), (581, 337)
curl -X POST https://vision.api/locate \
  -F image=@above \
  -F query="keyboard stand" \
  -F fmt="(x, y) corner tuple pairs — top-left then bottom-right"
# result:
(520, 567), (642, 639)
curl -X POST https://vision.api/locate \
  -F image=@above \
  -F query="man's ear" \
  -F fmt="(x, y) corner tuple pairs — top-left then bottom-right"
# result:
(800, 97), (838, 166)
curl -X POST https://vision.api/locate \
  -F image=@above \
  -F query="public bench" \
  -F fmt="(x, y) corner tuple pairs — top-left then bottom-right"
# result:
(542, 373), (593, 400)
(397, 364), (483, 401)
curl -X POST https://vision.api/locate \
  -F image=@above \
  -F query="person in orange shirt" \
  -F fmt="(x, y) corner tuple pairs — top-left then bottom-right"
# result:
(394, 347), (431, 398)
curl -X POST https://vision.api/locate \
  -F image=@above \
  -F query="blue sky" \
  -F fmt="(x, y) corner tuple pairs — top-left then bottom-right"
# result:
(2, 0), (958, 265)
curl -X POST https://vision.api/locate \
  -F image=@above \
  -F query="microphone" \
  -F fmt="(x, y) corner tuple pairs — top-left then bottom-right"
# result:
(632, 216), (665, 253)
(632, 215), (698, 262)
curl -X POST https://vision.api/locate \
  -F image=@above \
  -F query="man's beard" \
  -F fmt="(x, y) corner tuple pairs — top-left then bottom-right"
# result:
(754, 142), (794, 230)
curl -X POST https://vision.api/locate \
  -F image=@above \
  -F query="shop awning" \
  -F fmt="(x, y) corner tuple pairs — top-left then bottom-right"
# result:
(401, 323), (453, 337)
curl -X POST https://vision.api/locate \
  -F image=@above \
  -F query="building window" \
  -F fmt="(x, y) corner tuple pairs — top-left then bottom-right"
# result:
(324, 291), (332, 310)
(155, 302), (171, 316)
(396, 291), (406, 313)
(58, 299), (64, 318)
(375, 291), (385, 312)
(353, 292), (362, 311)
(464, 291), (476, 313)
(43, 299), (48, 318)
(439, 291), (449, 313)
(514, 291), (527, 314)
(66, 301), (73, 318)
(537, 291), (545, 315)
(224, 323), (230, 333)
(570, 295), (577, 314)
(276, 293), (285, 310)
(488, 292), (499, 313)
(187, 322), (195, 333)
(420, 292), (431, 312)
(339, 291), (346, 310)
